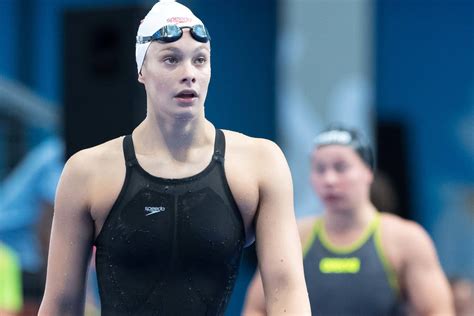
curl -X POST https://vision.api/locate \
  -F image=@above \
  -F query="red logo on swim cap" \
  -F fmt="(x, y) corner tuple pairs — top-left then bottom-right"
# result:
(167, 17), (192, 24)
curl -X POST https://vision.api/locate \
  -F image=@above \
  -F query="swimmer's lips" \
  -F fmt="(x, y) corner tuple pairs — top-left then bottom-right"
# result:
(322, 193), (343, 203)
(175, 90), (198, 103)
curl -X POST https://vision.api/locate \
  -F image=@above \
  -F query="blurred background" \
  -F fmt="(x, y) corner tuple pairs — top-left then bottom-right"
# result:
(0, 0), (472, 315)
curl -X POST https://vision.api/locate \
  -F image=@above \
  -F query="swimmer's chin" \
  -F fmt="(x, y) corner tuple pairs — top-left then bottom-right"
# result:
(172, 111), (200, 121)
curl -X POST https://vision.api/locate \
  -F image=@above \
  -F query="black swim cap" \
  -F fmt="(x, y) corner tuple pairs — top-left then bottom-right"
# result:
(313, 124), (375, 171)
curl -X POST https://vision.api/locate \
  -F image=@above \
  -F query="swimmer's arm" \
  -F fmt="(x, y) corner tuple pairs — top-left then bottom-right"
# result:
(39, 152), (95, 316)
(253, 139), (311, 316)
(401, 222), (454, 316)
(243, 217), (316, 315)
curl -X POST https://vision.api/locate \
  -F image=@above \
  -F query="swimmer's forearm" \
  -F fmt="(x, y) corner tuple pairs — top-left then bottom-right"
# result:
(38, 297), (85, 316)
(265, 280), (311, 315)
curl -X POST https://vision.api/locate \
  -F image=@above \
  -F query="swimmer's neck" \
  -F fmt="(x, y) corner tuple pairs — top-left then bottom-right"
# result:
(132, 116), (214, 157)
(323, 203), (377, 233)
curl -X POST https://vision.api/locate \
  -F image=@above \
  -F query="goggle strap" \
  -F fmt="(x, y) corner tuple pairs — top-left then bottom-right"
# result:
(136, 35), (153, 44)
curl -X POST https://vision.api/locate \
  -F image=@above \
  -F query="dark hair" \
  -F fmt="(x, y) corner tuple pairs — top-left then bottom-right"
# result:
(313, 124), (375, 170)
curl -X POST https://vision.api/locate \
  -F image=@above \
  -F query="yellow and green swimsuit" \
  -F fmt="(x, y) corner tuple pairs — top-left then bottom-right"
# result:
(303, 213), (404, 315)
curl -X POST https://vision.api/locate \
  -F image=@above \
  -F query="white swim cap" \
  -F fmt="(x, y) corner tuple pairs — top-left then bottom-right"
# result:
(135, 0), (204, 73)
(313, 125), (375, 170)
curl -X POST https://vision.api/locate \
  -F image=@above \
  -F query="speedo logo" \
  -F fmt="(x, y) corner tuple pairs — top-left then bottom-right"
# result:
(144, 206), (166, 216)
(319, 257), (361, 274)
(167, 17), (192, 24)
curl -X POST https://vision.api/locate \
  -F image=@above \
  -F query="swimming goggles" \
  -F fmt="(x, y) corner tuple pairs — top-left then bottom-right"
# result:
(136, 24), (210, 44)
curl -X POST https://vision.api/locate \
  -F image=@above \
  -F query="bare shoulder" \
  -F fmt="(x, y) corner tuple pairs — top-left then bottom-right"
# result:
(222, 130), (289, 184)
(224, 130), (289, 173)
(65, 137), (124, 173)
(59, 137), (125, 198)
(51, 137), (123, 225)
(222, 130), (283, 154)
(381, 213), (432, 242)
(380, 213), (436, 260)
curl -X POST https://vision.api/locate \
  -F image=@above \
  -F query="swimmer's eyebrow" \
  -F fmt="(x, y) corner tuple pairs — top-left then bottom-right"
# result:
(157, 46), (210, 54)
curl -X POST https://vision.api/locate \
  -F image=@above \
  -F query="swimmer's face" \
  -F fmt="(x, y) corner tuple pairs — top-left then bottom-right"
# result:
(138, 29), (211, 121)
(310, 144), (373, 212)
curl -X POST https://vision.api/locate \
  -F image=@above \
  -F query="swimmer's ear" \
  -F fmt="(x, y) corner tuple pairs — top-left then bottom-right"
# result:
(367, 169), (374, 184)
(138, 70), (145, 84)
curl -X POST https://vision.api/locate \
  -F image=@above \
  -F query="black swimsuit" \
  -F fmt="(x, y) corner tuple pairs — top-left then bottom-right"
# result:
(94, 129), (245, 315)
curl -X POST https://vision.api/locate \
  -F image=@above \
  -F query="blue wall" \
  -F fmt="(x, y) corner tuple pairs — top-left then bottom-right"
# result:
(376, 0), (474, 278)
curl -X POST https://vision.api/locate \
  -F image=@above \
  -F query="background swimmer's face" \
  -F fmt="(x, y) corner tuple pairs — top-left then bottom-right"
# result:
(310, 145), (373, 212)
